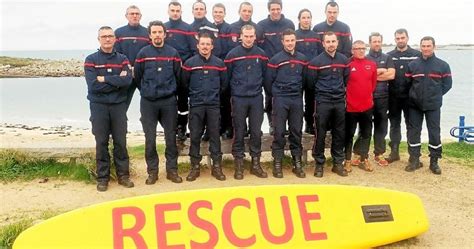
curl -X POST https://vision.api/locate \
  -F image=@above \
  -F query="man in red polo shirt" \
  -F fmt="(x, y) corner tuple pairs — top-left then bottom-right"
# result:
(344, 40), (377, 172)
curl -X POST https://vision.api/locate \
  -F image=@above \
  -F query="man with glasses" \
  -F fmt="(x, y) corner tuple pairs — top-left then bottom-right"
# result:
(84, 26), (134, 192)
(115, 5), (149, 110)
(344, 41), (377, 173)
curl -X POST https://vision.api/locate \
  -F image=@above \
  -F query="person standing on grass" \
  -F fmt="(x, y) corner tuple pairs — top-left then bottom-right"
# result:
(134, 21), (183, 185)
(405, 36), (452, 175)
(84, 26), (134, 192)
(182, 32), (228, 182)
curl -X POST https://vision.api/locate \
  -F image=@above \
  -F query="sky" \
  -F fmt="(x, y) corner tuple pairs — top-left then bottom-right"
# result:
(1, 0), (473, 51)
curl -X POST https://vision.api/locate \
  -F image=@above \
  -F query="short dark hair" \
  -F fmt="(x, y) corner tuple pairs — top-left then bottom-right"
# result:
(325, 1), (339, 11)
(369, 32), (383, 43)
(322, 31), (338, 41)
(420, 36), (436, 46)
(239, 2), (252, 13)
(394, 28), (409, 37)
(169, 1), (181, 8)
(198, 31), (214, 44)
(281, 28), (296, 40)
(298, 8), (312, 19)
(213, 3), (226, 12)
(267, 0), (282, 10)
(147, 20), (166, 34)
(193, 0), (206, 10)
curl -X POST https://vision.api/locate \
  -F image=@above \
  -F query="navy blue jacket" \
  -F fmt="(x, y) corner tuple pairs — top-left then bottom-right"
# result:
(182, 54), (228, 107)
(191, 17), (222, 57)
(366, 50), (395, 99)
(264, 50), (308, 97)
(296, 28), (322, 60)
(225, 44), (269, 97)
(134, 44), (181, 101)
(387, 46), (421, 98)
(114, 24), (150, 66)
(406, 54), (452, 111)
(229, 19), (264, 49)
(84, 49), (132, 104)
(307, 51), (349, 102)
(312, 20), (352, 58)
(215, 21), (233, 59)
(258, 15), (295, 58)
(165, 18), (195, 61)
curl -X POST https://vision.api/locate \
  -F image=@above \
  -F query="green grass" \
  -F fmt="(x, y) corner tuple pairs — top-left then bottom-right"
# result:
(0, 56), (41, 68)
(0, 150), (93, 183)
(0, 219), (32, 248)
(128, 144), (165, 159)
(0, 209), (64, 249)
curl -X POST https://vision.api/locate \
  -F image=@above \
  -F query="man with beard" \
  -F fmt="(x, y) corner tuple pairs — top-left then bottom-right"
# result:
(182, 32), (228, 182)
(134, 21), (183, 184)
(386, 29), (421, 163)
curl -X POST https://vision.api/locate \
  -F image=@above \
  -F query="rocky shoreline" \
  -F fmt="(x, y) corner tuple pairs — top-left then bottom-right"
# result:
(0, 58), (83, 78)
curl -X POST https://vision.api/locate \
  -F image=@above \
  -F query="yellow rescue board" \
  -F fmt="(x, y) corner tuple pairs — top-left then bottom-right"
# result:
(14, 185), (429, 249)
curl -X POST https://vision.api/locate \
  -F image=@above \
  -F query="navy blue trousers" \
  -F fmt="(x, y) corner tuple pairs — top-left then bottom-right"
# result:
(89, 101), (130, 183)
(271, 96), (304, 159)
(189, 105), (222, 161)
(140, 96), (178, 174)
(231, 95), (264, 158)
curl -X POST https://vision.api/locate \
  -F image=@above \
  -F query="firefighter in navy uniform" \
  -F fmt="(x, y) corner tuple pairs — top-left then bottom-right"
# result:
(225, 24), (269, 180)
(134, 21), (183, 184)
(114, 5), (150, 110)
(405, 36), (452, 175)
(386, 28), (421, 163)
(84, 26), (134, 192)
(307, 31), (350, 178)
(295, 8), (322, 135)
(165, 1), (196, 142)
(366, 32), (395, 167)
(212, 3), (234, 140)
(264, 29), (308, 178)
(228, 2), (264, 49)
(182, 32), (229, 181)
(258, 0), (295, 135)
(312, 1), (352, 58)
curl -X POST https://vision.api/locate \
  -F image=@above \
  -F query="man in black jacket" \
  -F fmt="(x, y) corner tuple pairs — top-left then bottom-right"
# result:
(182, 32), (229, 181)
(386, 28), (421, 163)
(405, 36), (452, 174)
(134, 21), (183, 184)
(84, 26), (134, 192)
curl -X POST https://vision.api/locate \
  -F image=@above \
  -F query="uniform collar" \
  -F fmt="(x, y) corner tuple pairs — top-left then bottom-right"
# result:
(369, 49), (382, 58)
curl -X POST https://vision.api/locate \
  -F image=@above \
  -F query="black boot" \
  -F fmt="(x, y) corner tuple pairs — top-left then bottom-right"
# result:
(250, 157), (267, 178)
(292, 156), (306, 178)
(314, 163), (323, 178)
(386, 144), (400, 163)
(405, 157), (423, 172)
(186, 158), (201, 181)
(118, 177), (135, 188)
(211, 159), (226, 181)
(304, 123), (315, 135)
(234, 158), (244, 180)
(429, 157), (442, 175)
(272, 158), (283, 178)
(176, 125), (187, 142)
(145, 174), (158, 185)
(166, 170), (183, 183)
(331, 164), (348, 177)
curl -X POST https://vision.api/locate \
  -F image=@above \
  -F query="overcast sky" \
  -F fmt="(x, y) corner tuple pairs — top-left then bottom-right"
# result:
(1, 0), (473, 51)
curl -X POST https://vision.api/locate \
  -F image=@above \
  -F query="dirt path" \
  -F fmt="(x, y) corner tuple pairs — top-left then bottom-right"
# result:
(1, 155), (473, 248)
